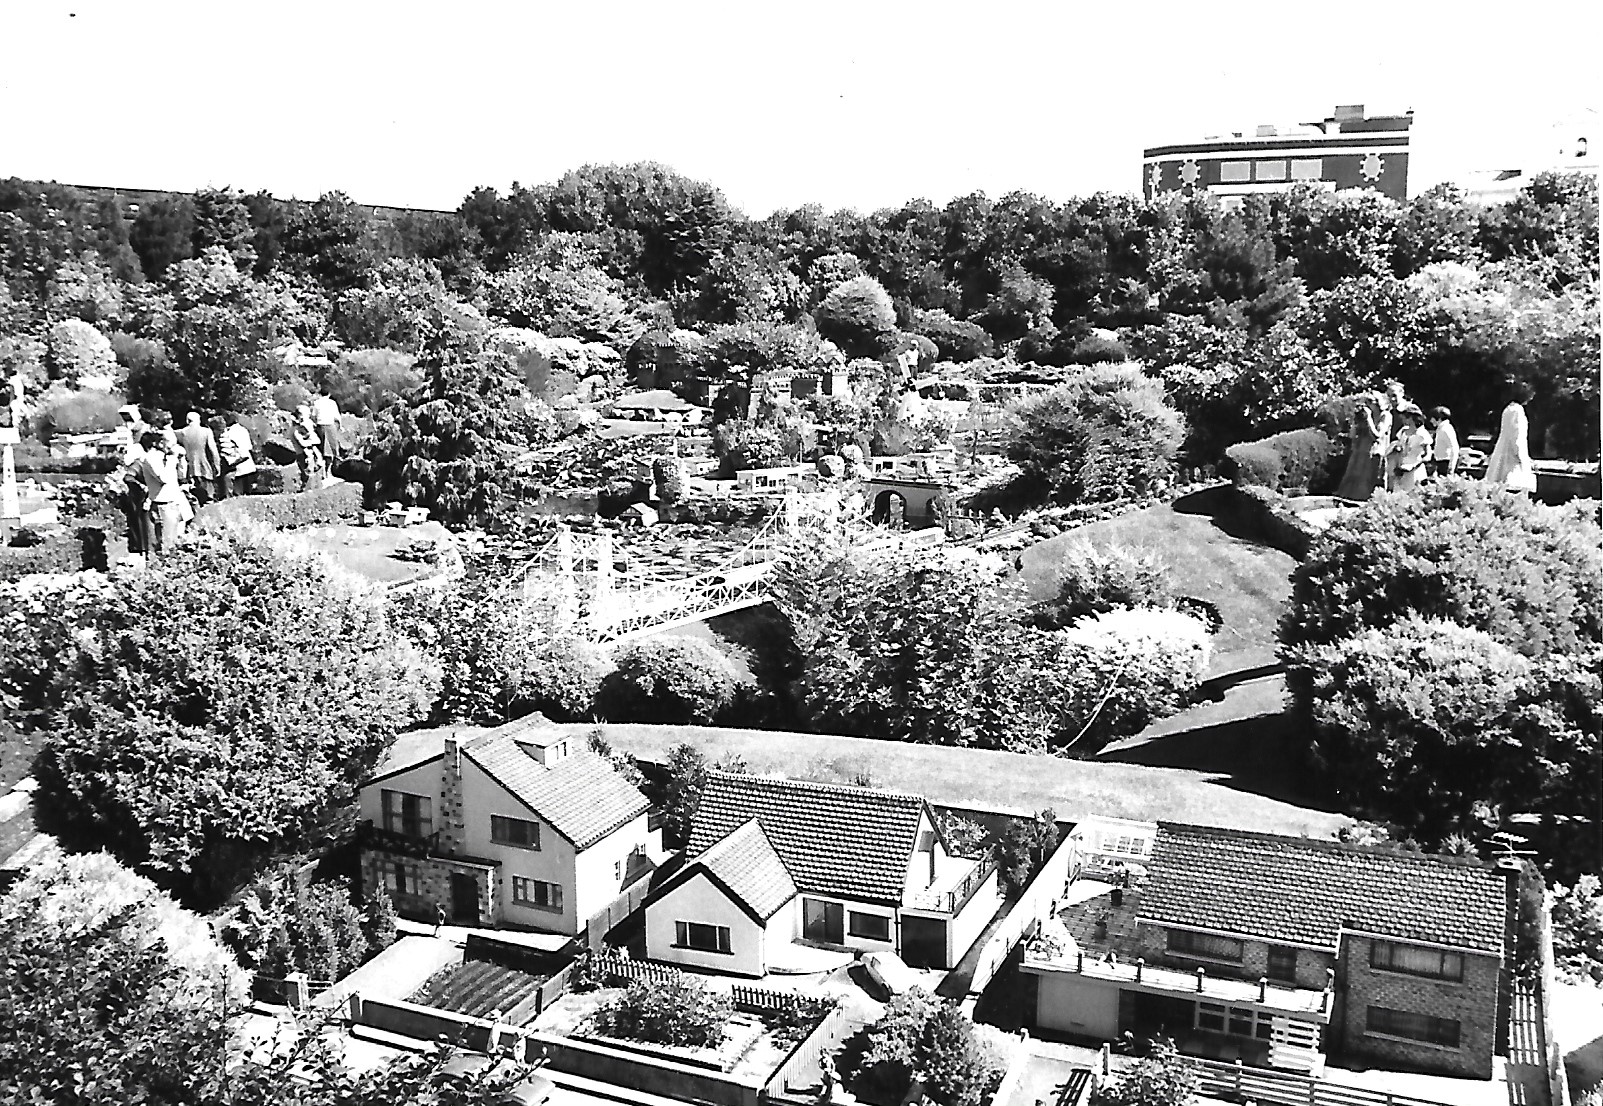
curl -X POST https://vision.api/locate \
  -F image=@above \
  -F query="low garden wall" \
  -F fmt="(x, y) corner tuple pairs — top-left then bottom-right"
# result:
(523, 1031), (762, 1106)
(355, 995), (495, 1052)
(195, 480), (363, 530)
(962, 834), (1077, 999)
(761, 999), (852, 1105)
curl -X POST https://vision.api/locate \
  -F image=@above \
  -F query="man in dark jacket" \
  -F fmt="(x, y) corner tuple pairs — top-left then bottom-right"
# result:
(175, 412), (222, 505)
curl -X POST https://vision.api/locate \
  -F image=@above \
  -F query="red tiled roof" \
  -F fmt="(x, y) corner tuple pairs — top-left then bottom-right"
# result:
(1141, 824), (1508, 955)
(463, 721), (649, 850)
(655, 818), (798, 922)
(688, 773), (926, 905)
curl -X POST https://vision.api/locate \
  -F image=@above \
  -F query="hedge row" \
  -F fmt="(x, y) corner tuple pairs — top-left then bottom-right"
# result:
(196, 481), (363, 530)
(0, 528), (103, 579)
(1225, 428), (1338, 493)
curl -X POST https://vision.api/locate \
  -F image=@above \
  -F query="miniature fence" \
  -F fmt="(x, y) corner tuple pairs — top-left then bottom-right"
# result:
(962, 834), (1077, 998)
(760, 1001), (854, 1105)
(591, 951), (683, 988)
(1186, 1057), (1456, 1106)
(1535, 902), (1572, 1106)
(730, 983), (807, 1014)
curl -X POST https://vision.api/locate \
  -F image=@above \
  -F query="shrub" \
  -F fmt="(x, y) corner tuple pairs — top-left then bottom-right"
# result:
(1052, 607), (1212, 749)
(219, 866), (392, 1000)
(597, 637), (744, 725)
(1225, 428), (1337, 492)
(325, 348), (422, 416)
(1007, 364), (1186, 503)
(1030, 541), (1174, 629)
(843, 991), (1002, 1106)
(1068, 334), (1130, 364)
(996, 810), (1059, 898)
(1228, 485), (1321, 560)
(1280, 480), (1603, 661)
(910, 309), (995, 362)
(1090, 1040), (1199, 1106)
(592, 977), (733, 1050)
(814, 276), (898, 359)
(194, 480), (363, 529)
(1551, 875), (1603, 985)
(0, 531), (88, 578)
(38, 387), (123, 437)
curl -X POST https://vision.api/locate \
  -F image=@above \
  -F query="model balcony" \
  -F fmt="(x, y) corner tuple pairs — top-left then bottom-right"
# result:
(903, 852), (998, 915)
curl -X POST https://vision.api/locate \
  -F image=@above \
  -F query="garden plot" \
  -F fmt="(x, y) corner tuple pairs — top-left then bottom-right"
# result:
(408, 960), (548, 1024)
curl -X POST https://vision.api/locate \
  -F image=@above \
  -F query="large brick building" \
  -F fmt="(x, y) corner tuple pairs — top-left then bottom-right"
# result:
(1024, 822), (1512, 1079)
(1143, 104), (1413, 208)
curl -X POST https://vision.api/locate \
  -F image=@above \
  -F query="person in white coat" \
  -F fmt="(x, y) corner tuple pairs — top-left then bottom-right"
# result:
(1485, 381), (1537, 494)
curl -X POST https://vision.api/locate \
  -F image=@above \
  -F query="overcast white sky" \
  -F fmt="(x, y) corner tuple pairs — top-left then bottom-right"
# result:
(2, 0), (1597, 216)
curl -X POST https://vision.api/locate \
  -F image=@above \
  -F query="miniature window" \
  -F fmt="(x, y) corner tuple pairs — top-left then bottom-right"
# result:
(1256, 160), (1288, 181)
(1168, 929), (1244, 962)
(849, 912), (891, 941)
(491, 815), (541, 850)
(1267, 945), (1298, 982)
(675, 921), (732, 953)
(1197, 1003), (1226, 1032)
(387, 862), (421, 897)
(1367, 1006), (1461, 1048)
(382, 790), (433, 839)
(512, 877), (562, 912)
(1291, 159), (1324, 180)
(1220, 162), (1252, 182)
(1370, 941), (1463, 982)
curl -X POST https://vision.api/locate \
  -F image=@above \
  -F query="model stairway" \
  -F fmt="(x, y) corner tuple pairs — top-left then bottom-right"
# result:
(1266, 1016), (1325, 1075)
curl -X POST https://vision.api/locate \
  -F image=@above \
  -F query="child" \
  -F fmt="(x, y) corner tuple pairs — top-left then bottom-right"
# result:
(1427, 406), (1459, 478)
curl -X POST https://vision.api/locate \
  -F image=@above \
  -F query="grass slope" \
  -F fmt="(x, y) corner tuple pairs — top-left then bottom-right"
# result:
(558, 721), (1348, 839)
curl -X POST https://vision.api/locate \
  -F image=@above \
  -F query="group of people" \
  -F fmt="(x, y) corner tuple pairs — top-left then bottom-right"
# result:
(1335, 379), (1537, 501)
(109, 393), (344, 559)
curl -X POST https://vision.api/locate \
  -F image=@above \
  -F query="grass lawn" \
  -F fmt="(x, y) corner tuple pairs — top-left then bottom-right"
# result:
(557, 722), (1348, 839)
(299, 521), (456, 587)
(1016, 486), (1295, 674)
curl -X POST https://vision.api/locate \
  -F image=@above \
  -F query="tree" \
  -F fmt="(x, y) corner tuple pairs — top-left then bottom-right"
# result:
(190, 187), (257, 269)
(1551, 875), (1603, 985)
(15, 521), (438, 906)
(660, 742), (711, 846)
(1006, 363), (1186, 502)
(0, 853), (245, 1105)
(996, 810), (1059, 897)
(219, 865), (393, 997)
(918, 1004), (1003, 1106)
(844, 991), (1001, 1106)
(909, 308), (994, 361)
(814, 275), (899, 358)
(279, 191), (378, 293)
(1478, 171), (1599, 292)
(1090, 1040), (1199, 1106)
(482, 253), (641, 350)
(597, 636), (744, 726)
(129, 192), (196, 279)
(593, 977), (734, 1049)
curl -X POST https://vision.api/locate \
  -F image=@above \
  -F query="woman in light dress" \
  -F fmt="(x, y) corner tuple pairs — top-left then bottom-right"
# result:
(1386, 406), (1432, 492)
(1485, 381), (1537, 495)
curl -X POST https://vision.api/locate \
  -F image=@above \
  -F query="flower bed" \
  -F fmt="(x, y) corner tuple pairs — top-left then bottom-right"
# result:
(578, 1013), (766, 1073)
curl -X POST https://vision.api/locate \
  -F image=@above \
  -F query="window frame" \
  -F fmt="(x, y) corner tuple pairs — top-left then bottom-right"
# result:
(1267, 945), (1298, 983)
(848, 911), (892, 942)
(1370, 940), (1464, 983)
(490, 814), (541, 851)
(1220, 161), (1252, 183)
(511, 876), (563, 912)
(1366, 1006), (1462, 1049)
(674, 920), (733, 954)
(381, 789), (433, 840)
(387, 861), (421, 897)
(1167, 928), (1245, 964)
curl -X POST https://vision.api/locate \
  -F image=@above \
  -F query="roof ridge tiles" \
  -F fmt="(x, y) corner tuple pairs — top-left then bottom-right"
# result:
(704, 769), (926, 805)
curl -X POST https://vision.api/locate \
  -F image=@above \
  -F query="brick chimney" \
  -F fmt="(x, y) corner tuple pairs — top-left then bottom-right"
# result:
(439, 733), (466, 856)
(1494, 856), (1525, 1056)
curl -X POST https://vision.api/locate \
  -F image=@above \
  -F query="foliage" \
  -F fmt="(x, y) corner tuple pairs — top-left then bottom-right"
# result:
(197, 479), (363, 528)
(586, 729), (648, 790)
(598, 636), (744, 725)
(396, 579), (607, 725)
(1224, 427), (1338, 492)
(996, 809), (1060, 897)
(324, 347), (422, 415)
(1551, 875), (1603, 986)
(1090, 1040), (1199, 1106)
(37, 385), (123, 436)
(482, 255), (641, 350)
(843, 990), (1002, 1106)
(592, 977), (734, 1050)
(1054, 607), (1212, 749)
(1280, 481), (1603, 661)
(704, 319), (841, 385)
(219, 866), (393, 995)
(935, 810), (992, 859)
(45, 317), (118, 387)
(814, 275), (899, 358)
(10, 521), (438, 906)
(1029, 541), (1174, 629)
(0, 853), (245, 1105)
(909, 308), (996, 362)
(1007, 363), (1185, 503)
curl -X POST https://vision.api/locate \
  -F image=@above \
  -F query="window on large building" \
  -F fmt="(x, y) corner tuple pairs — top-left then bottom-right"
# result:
(849, 911), (891, 941)
(512, 877), (562, 912)
(1220, 161), (1252, 182)
(1168, 929), (1244, 962)
(675, 921), (732, 954)
(491, 815), (541, 850)
(1291, 159), (1324, 180)
(1370, 941), (1464, 982)
(1197, 1002), (1274, 1040)
(1256, 160), (1288, 181)
(1367, 1006), (1461, 1048)
(1267, 945), (1298, 982)
(381, 790), (433, 839)
(386, 861), (421, 897)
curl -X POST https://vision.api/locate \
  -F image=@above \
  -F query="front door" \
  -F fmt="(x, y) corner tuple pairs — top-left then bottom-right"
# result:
(450, 873), (480, 924)
(802, 898), (844, 944)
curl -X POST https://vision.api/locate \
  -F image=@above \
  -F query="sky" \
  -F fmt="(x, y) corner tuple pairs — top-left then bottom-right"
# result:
(2, 0), (1598, 218)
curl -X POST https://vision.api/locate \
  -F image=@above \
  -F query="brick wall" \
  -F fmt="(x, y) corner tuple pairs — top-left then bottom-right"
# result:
(1337, 934), (1499, 1079)
(1133, 922), (1335, 990)
(361, 847), (499, 927)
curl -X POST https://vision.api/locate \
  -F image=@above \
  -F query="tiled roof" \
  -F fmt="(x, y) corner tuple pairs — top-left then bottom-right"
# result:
(686, 819), (798, 921)
(463, 721), (649, 850)
(1141, 823), (1508, 954)
(688, 773), (926, 904)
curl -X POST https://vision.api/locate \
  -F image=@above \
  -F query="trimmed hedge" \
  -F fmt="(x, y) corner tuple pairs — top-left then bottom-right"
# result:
(1225, 428), (1337, 493)
(196, 481), (363, 530)
(0, 531), (91, 578)
(1226, 485), (1320, 560)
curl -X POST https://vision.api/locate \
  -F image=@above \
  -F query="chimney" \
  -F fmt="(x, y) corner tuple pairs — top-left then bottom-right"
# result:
(440, 733), (465, 855)
(1494, 856), (1524, 1056)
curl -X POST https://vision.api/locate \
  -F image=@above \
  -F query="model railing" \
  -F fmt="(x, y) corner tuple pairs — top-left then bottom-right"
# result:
(905, 854), (998, 914)
(1185, 1056), (1458, 1106)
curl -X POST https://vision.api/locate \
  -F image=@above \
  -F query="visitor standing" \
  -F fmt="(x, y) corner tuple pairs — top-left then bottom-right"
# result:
(175, 412), (222, 505)
(1378, 380), (1406, 490)
(1335, 392), (1388, 501)
(220, 416), (258, 498)
(1485, 381), (1537, 494)
(312, 390), (341, 464)
(139, 432), (186, 552)
(1386, 406), (1432, 492)
(292, 404), (324, 489)
(1427, 407), (1459, 478)
(108, 431), (154, 560)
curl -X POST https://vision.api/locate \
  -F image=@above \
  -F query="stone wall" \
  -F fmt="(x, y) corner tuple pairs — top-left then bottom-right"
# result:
(361, 847), (499, 927)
